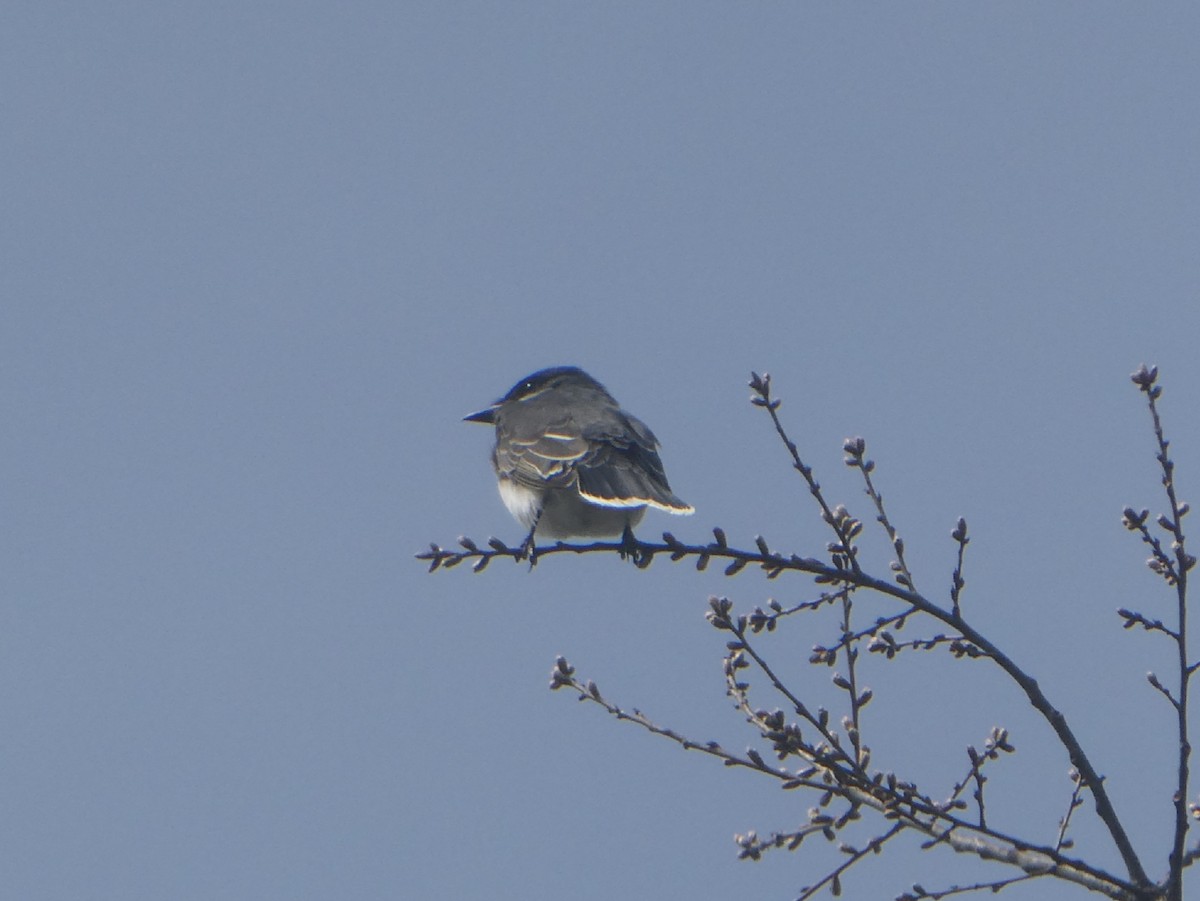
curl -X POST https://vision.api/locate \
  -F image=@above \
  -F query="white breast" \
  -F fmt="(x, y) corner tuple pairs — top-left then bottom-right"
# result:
(497, 480), (544, 530)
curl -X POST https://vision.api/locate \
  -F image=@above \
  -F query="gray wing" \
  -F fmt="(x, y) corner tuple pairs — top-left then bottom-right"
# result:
(494, 398), (692, 513)
(493, 404), (591, 489)
(574, 413), (693, 513)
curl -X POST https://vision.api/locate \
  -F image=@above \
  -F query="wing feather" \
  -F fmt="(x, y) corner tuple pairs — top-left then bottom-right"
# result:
(575, 413), (692, 512)
(495, 413), (588, 487)
(493, 390), (692, 513)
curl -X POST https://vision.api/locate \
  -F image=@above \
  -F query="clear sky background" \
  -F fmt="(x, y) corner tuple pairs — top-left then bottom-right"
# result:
(3, 4), (1199, 900)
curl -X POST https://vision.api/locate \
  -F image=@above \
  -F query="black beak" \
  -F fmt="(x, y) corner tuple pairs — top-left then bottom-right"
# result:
(463, 407), (496, 424)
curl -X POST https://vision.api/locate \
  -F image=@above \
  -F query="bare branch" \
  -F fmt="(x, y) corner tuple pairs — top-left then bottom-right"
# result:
(750, 372), (863, 574)
(845, 435), (917, 591)
(943, 729), (1016, 830)
(1130, 364), (1194, 901)
(950, 518), (970, 617)
(745, 587), (850, 635)
(1055, 769), (1086, 854)
(897, 873), (1040, 900)
(552, 654), (1146, 900)
(794, 823), (903, 900)
(426, 530), (1151, 885)
(1117, 607), (1180, 641)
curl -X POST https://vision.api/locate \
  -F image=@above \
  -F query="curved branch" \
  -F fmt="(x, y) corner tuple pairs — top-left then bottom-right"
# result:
(552, 658), (1147, 900)
(421, 530), (1152, 890)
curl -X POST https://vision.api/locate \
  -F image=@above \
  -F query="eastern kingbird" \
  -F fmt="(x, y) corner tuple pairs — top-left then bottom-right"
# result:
(465, 366), (693, 560)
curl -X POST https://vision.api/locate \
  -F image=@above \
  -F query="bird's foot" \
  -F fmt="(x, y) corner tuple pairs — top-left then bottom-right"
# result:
(618, 523), (643, 565)
(516, 526), (539, 567)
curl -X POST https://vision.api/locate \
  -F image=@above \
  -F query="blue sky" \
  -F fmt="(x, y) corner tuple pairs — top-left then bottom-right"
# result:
(3, 4), (1199, 899)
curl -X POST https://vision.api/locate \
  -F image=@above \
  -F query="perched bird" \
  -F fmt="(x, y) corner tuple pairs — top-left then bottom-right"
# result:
(465, 366), (693, 560)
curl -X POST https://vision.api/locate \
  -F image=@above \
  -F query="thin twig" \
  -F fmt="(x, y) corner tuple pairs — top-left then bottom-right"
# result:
(943, 729), (1015, 830)
(839, 594), (868, 767)
(845, 436), (917, 591)
(815, 605), (919, 662)
(950, 518), (970, 618)
(750, 372), (863, 574)
(1055, 769), (1085, 853)
(710, 597), (861, 772)
(899, 872), (1040, 900)
(795, 823), (904, 900)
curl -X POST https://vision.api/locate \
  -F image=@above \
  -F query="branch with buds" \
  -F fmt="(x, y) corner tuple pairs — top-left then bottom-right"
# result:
(424, 366), (1194, 901)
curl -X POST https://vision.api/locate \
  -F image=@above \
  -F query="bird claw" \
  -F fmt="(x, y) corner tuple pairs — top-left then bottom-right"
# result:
(619, 523), (643, 565)
(513, 523), (541, 567)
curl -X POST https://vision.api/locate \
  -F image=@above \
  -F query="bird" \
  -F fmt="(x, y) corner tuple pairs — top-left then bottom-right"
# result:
(465, 366), (693, 561)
